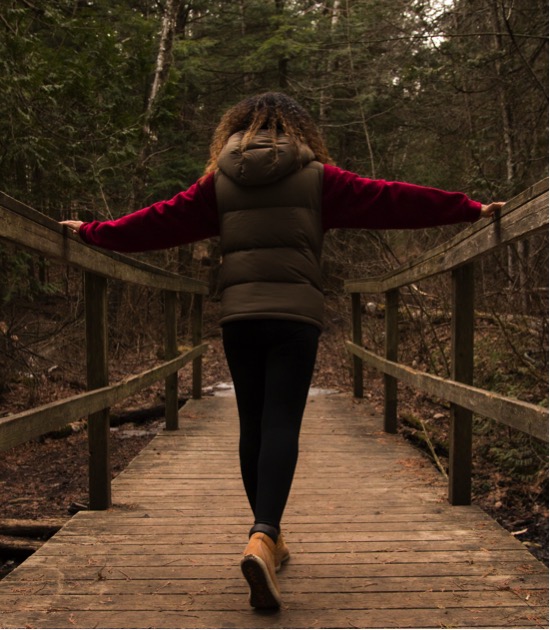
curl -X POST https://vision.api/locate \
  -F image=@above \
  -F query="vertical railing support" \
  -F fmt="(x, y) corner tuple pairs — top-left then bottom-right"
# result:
(384, 289), (399, 433)
(84, 271), (111, 510)
(351, 292), (364, 398)
(191, 294), (203, 399)
(164, 290), (179, 430)
(449, 263), (475, 505)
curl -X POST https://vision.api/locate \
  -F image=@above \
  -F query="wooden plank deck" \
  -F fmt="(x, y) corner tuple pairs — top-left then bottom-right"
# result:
(0, 394), (547, 629)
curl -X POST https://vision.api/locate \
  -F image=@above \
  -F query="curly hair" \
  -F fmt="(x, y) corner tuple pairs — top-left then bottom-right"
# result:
(204, 92), (332, 174)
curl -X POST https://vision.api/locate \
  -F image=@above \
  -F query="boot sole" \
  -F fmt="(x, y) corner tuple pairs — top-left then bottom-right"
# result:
(241, 554), (281, 609)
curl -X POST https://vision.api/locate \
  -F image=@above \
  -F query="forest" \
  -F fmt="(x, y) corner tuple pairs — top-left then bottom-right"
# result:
(0, 0), (548, 568)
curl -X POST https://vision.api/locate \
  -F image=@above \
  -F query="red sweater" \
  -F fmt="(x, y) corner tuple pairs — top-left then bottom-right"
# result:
(79, 165), (482, 252)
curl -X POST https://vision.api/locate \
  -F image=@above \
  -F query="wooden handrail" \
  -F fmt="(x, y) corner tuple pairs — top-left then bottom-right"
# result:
(346, 342), (548, 442)
(0, 192), (209, 510)
(0, 192), (208, 294)
(0, 344), (208, 452)
(345, 178), (549, 506)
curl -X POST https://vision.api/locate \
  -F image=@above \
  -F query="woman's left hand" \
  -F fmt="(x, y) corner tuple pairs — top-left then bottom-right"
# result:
(60, 220), (84, 234)
(480, 202), (505, 218)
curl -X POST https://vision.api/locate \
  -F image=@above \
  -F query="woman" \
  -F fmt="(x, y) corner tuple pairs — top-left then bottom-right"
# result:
(62, 92), (502, 609)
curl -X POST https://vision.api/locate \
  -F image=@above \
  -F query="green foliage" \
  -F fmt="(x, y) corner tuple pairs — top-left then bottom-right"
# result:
(474, 418), (548, 487)
(0, 245), (54, 303)
(488, 440), (546, 482)
(0, 246), (31, 303)
(0, 1), (147, 212)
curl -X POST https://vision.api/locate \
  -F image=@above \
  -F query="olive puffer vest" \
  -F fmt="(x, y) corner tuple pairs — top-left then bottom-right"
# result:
(215, 131), (325, 329)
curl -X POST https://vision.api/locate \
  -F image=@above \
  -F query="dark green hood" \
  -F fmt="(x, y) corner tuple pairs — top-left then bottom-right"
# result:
(217, 130), (316, 187)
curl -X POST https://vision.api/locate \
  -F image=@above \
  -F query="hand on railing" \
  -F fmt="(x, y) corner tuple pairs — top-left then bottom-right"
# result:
(60, 220), (84, 235)
(480, 201), (505, 218)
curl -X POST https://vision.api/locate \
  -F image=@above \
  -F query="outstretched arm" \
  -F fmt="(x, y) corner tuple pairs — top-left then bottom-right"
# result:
(322, 165), (504, 231)
(60, 174), (219, 252)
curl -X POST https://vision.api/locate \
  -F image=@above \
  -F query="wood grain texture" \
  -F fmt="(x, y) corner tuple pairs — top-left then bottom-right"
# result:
(346, 341), (548, 441)
(0, 395), (546, 629)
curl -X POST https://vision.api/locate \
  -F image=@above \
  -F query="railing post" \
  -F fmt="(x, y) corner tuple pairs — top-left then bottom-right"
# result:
(84, 271), (111, 510)
(164, 290), (179, 430)
(384, 289), (399, 433)
(191, 294), (203, 399)
(449, 263), (475, 505)
(351, 292), (364, 398)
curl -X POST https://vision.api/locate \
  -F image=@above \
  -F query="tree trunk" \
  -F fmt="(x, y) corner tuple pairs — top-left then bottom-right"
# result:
(343, 0), (376, 178)
(143, 0), (181, 143)
(133, 0), (182, 206)
(275, 0), (289, 88)
(488, 0), (531, 311)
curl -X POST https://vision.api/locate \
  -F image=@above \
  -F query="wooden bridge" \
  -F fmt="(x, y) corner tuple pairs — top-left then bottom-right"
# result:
(0, 182), (548, 628)
(0, 395), (548, 629)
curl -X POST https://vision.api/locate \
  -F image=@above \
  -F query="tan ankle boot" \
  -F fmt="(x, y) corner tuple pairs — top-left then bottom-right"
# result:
(241, 532), (282, 608)
(275, 533), (290, 572)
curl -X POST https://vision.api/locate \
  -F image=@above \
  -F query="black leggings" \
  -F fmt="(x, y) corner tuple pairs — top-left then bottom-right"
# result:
(222, 319), (320, 531)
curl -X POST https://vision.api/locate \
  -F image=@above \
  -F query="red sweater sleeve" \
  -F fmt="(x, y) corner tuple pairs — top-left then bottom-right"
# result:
(79, 173), (219, 252)
(322, 164), (482, 231)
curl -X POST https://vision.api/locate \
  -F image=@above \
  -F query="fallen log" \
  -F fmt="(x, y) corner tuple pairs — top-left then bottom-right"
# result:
(0, 535), (44, 559)
(0, 518), (66, 539)
(109, 398), (187, 426)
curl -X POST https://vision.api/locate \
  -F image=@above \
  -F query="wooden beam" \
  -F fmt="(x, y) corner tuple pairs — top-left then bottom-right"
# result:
(164, 291), (179, 430)
(0, 345), (208, 452)
(85, 271), (111, 510)
(346, 341), (548, 442)
(384, 289), (399, 433)
(191, 294), (203, 400)
(448, 264), (474, 505)
(351, 293), (364, 398)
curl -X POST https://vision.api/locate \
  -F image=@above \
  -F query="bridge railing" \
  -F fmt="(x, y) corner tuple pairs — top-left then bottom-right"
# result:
(345, 179), (549, 505)
(0, 192), (209, 510)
